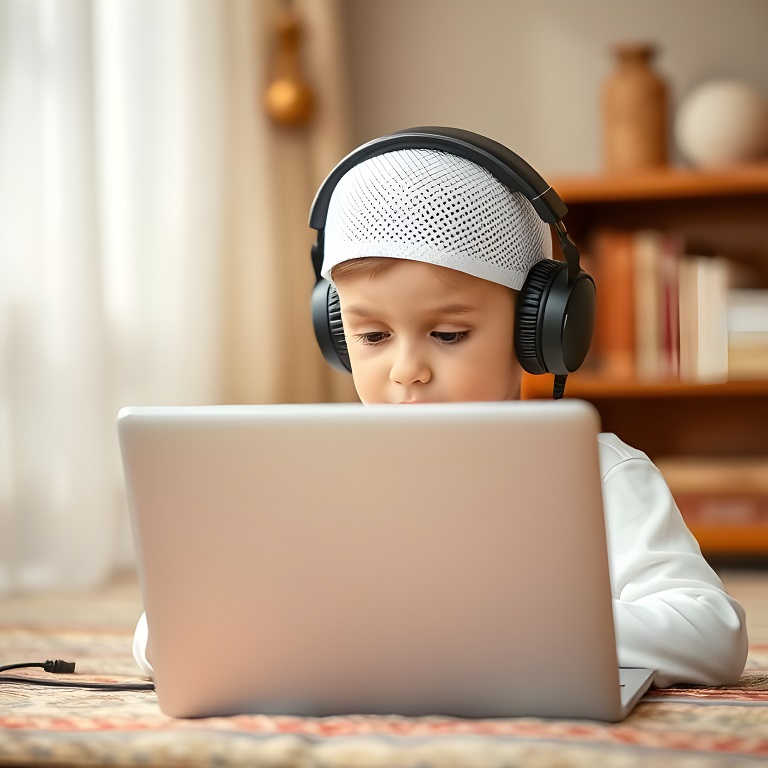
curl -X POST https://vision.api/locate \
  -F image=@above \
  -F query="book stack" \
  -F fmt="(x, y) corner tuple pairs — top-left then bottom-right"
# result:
(586, 228), (761, 382)
(728, 289), (768, 379)
(656, 456), (768, 554)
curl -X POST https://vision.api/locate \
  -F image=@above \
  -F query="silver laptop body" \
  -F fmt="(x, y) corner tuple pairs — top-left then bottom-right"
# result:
(118, 400), (654, 721)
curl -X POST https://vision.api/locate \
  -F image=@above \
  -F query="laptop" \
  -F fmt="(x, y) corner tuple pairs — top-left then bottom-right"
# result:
(118, 399), (655, 721)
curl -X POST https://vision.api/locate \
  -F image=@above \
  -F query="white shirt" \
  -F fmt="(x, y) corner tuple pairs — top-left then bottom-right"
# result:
(598, 433), (747, 687)
(132, 433), (748, 688)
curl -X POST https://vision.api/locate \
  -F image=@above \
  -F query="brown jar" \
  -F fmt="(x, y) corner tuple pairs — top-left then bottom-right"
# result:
(602, 43), (669, 172)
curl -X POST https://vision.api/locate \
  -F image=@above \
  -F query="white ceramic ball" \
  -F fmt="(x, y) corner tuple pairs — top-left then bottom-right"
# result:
(675, 80), (768, 168)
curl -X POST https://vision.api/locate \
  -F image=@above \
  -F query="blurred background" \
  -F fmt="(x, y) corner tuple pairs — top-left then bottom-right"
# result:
(1, 0), (767, 593)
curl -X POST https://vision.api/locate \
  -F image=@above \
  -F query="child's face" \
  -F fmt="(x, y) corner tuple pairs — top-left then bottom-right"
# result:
(333, 259), (523, 404)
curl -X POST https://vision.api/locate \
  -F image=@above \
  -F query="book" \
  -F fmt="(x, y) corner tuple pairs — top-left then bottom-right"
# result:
(633, 230), (683, 379)
(633, 230), (662, 379)
(728, 338), (768, 378)
(655, 456), (768, 494)
(678, 255), (729, 382)
(658, 233), (682, 378)
(656, 456), (768, 553)
(728, 289), (768, 334)
(727, 289), (768, 378)
(590, 228), (636, 378)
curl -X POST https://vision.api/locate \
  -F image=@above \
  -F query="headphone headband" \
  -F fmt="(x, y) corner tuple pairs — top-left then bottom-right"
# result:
(309, 127), (569, 237)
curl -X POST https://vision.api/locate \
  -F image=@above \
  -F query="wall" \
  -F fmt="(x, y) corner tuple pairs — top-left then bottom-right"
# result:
(339, 0), (768, 176)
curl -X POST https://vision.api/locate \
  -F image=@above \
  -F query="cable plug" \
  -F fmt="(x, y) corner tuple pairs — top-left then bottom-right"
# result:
(43, 659), (76, 674)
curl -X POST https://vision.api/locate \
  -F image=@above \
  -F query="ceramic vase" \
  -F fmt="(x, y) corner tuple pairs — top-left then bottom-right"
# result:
(602, 43), (669, 172)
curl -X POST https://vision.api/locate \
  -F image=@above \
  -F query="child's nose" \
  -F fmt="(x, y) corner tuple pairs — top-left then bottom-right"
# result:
(389, 342), (431, 385)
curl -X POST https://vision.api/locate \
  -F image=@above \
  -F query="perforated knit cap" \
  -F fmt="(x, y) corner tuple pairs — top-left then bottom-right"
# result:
(321, 148), (552, 291)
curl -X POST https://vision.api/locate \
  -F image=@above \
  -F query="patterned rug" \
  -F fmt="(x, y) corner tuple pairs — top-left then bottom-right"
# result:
(1, 576), (768, 767)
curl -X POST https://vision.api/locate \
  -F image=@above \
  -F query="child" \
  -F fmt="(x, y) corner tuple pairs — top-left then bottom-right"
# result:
(309, 128), (747, 689)
(133, 128), (747, 689)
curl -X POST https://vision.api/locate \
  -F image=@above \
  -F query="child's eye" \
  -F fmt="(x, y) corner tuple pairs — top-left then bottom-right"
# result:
(431, 331), (468, 344)
(356, 332), (390, 345)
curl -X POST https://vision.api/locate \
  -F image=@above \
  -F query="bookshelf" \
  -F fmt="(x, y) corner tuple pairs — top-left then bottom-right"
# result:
(523, 163), (768, 556)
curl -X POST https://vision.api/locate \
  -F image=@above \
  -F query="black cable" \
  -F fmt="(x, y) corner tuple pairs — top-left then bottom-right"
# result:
(0, 675), (154, 691)
(1, 659), (75, 674)
(0, 660), (154, 692)
(553, 373), (568, 400)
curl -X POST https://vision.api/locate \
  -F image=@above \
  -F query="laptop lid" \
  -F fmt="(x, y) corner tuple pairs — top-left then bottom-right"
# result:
(118, 400), (653, 721)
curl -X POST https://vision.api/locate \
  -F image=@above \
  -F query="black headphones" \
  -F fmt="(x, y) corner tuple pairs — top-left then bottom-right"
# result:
(308, 126), (596, 398)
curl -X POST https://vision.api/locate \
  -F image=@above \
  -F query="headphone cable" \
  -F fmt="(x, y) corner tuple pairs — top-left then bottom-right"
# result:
(0, 660), (154, 692)
(553, 374), (567, 400)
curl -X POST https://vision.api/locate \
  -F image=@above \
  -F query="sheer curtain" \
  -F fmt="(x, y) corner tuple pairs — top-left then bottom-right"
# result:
(0, 0), (354, 595)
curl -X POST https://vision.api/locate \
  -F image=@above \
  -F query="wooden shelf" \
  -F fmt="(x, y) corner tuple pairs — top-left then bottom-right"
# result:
(540, 165), (768, 554)
(522, 374), (768, 400)
(523, 371), (768, 460)
(551, 163), (768, 204)
(688, 526), (768, 556)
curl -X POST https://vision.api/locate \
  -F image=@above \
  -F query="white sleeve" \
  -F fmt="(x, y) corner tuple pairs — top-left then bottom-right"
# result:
(600, 435), (748, 688)
(132, 612), (154, 677)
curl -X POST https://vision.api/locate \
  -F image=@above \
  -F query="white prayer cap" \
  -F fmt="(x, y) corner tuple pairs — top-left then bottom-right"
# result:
(321, 148), (552, 290)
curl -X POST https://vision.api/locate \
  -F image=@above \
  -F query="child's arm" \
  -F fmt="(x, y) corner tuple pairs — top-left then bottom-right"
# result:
(599, 434), (748, 688)
(132, 612), (154, 677)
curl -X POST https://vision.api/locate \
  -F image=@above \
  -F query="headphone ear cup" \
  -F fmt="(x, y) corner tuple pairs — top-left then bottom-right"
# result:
(515, 260), (562, 375)
(515, 260), (596, 376)
(312, 279), (351, 373)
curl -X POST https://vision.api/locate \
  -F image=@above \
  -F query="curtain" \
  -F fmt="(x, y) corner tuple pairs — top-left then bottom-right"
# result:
(221, 0), (357, 405)
(0, 0), (355, 595)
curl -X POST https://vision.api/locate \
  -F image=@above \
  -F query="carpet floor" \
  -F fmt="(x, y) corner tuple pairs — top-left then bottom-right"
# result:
(1, 568), (767, 767)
